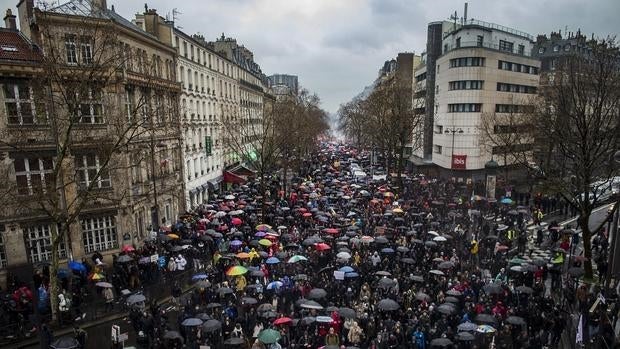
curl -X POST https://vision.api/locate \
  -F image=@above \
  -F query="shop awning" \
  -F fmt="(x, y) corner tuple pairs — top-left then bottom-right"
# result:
(224, 171), (246, 184)
(229, 164), (255, 177)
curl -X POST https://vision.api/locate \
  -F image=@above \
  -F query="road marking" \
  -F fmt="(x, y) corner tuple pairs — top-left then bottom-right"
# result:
(559, 203), (614, 226)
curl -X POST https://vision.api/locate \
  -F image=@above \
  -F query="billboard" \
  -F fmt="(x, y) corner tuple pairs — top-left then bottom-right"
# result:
(451, 155), (467, 170)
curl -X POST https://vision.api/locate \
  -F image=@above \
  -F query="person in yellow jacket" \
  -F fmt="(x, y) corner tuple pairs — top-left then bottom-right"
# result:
(248, 248), (260, 262)
(236, 275), (247, 292)
(213, 250), (221, 266)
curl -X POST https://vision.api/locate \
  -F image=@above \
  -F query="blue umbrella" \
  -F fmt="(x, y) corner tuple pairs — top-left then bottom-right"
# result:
(345, 272), (359, 278)
(230, 240), (243, 246)
(192, 273), (208, 281)
(267, 281), (283, 290)
(500, 197), (513, 204)
(381, 248), (395, 253)
(339, 266), (354, 273)
(266, 257), (280, 264)
(68, 261), (86, 272)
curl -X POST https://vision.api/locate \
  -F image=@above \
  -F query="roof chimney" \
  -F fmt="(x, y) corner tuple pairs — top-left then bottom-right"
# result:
(16, 0), (33, 38)
(92, 0), (107, 10)
(4, 9), (16, 30)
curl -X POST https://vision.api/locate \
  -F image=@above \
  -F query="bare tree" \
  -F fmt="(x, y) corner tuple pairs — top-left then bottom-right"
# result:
(529, 38), (620, 280)
(0, 9), (174, 322)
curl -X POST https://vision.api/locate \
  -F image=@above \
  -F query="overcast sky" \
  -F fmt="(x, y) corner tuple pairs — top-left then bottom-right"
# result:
(4, 0), (619, 113)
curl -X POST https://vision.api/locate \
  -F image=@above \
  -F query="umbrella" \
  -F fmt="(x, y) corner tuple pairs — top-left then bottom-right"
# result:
(437, 304), (456, 315)
(256, 224), (272, 232)
(483, 283), (503, 295)
(336, 252), (352, 259)
(377, 278), (396, 289)
(163, 330), (183, 340)
(49, 336), (80, 349)
(338, 307), (356, 319)
(127, 294), (146, 305)
(377, 298), (399, 311)
(288, 255), (308, 263)
(195, 313), (212, 320)
(476, 324), (497, 333)
(433, 236), (448, 242)
(415, 292), (431, 301)
(258, 329), (281, 344)
(195, 280), (211, 289)
(117, 255), (133, 263)
(425, 241), (438, 248)
(345, 272), (359, 278)
(257, 303), (274, 312)
(201, 319), (222, 332)
(181, 318), (203, 327)
(429, 269), (445, 276)
(445, 296), (459, 303)
(217, 287), (234, 295)
(410, 275), (425, 282)
(315, 243), (331, 251)
(95, 282), (113, 288)
(375, 270), (392, 276)
(568, 267), (585, 277)
(224, 337), (245, 346)
(339, 266), (355, 273)
(401, 258), (415, 264)
(446, 289), (462, 297)
(267, 281), (284, 290)
(430, 338), (453, 347)
(266, 257), (280, 264)
(259, 239), (273, 247)
(273, 317), (293, 326)
(375, 236), (389, 244)
(226, 266), (248, 276)
(300, 316), (316, 325)
(242, 297), (258, 305)
(308, 288), (327, 299)
(300, 300), (324, 310)
(380, 247), (395, 253)
(457, 332), (475, 341)
(457, 321), (478, 332)
(192, 273), (208, 281)
(231, 217), (243, 226)
(475, 314), (498, 325)
(506, 316), (526, 326)
(500, 198), (514, 204)
(515, 285), (534, 294)
(438, 261), (455, 269)
(68, 261), (87, 272)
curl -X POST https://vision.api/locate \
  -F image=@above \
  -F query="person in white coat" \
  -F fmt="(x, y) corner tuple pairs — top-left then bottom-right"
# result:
(175, 254), (187, 271)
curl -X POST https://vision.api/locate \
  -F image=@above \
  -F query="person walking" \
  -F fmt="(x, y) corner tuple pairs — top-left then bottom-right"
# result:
(103, 286), (114, 312)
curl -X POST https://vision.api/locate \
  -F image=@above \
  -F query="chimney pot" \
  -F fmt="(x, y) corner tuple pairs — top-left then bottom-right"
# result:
(4, 8), (17, 30)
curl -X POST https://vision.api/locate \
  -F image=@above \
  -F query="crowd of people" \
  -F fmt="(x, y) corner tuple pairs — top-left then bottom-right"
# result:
(1, 142), (618, 349)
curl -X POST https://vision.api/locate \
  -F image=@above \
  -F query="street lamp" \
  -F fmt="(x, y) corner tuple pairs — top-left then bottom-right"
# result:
(444, 128), (464, 176)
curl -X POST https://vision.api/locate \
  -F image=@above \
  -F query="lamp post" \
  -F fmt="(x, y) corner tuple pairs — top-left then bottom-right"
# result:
(605, 150), (620, 290)
(444, 127), (464, 178)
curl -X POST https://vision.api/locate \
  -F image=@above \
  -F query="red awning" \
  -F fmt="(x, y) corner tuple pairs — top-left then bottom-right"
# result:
(224, 171), (246, 184)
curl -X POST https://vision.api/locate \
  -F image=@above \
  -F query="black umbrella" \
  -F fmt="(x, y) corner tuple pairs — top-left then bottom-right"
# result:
(377, 278), (396, 289)
(436, 304), (456, 315)
(446, 289), (462, 297)
(401, 258), (415, 264)
(506, 316), (526, 326)
(377, 298), (399, 311)
(338, 307), (357, 319)
(257, 303), (274, 313)
(430, 337), (453, 347)
(457, 332), (475, 341)
(515, 285), (533, 294)
(223, 337), (245, 346)
(308, 288), (327, 299)
(475, 313), (498, 324)
(50, 336), (80, 349)
(203, 319), (222, 332)
(457, 322), (477, 332)
(415, 292), (431, 301)
(410, 275), (425, 282)
(483, 283), (503, 295)
(163, 330), (183, 340)
(568, 267), (585, 277)
(195, 313), (212, 320)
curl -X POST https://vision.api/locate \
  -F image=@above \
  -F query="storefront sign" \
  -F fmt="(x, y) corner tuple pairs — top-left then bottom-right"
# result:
(451, 155), (467, 170)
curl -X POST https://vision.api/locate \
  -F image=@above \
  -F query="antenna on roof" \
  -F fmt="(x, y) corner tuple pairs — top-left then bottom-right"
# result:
(172, 8), (181, 22)
(463, 3), (468, 24)
(449, 10), (459, 31)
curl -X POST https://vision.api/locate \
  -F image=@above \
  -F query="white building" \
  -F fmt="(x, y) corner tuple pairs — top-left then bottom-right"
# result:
(431, 19), (540, 175)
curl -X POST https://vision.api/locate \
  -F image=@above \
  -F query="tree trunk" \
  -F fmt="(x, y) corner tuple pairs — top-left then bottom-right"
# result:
(49, 227), (62, 324)
(579, 215), (594, 280)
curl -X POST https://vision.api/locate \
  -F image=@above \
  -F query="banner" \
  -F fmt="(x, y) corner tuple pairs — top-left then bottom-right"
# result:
(451, 155), (467, 170)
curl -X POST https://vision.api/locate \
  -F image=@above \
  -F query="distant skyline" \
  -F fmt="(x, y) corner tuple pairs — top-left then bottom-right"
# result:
(4, 0), (618, 113)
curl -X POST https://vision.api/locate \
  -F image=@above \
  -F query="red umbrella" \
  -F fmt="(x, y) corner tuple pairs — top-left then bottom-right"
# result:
(496, 245), (509, 251)
(231, 218), (243, 226)
(122, 245), (135, 253)
(298, 208), (308, 213)
(302, 212), (312, 217)
(315, 243), (331, 251)
(273, 317), (292, 326)
(323, 228), (339, 235)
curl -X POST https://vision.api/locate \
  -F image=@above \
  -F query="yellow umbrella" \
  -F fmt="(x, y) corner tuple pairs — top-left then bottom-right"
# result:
(393, 208), (404, 214)
(168, 234), (179, 239)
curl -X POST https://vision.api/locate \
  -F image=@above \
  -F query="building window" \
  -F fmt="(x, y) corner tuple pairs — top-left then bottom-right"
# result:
(25, 224), (66, 263)
(499, 40), (514, 53)
(477, 35), (483, 47)
(538, 47), (545, 54)
(449, 80), (484, 90)
(498, 60), (538, 75)
(553, 45), (559, 52)
(75, 154), (111, 189)
(124, 86), (135, 122)
(65, 34), (77, 64)
(550, 59), (557, 71)
(495, 104), (533, 113)
(80, 36), (93, 64)
(3, 81), (46, 125)
(448, 103), (482, 112)
(449, 57), (485, 68)
(496, 83), (537, 94)
(81, 216), (118, 253)
(518, 44), (525, 55)
(14, 157), (54, 195)
(433, 145), (442, 154)
(564, 44), (571, 52)
(76, 88), (103, 124)
(456, 37), (461, 48)
(0, 225), (6, 267)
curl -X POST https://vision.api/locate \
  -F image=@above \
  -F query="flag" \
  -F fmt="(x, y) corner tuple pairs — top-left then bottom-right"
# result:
(576, 314), (583, 344)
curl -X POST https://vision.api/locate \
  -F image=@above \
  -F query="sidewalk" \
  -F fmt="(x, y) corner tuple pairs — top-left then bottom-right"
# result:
(3, 270), (196, 349)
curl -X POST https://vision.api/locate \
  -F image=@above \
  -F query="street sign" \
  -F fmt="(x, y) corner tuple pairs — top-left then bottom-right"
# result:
(150, 254), (159, 263)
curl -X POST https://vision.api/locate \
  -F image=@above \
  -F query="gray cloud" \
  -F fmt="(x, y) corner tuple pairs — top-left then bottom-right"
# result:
(2, 0), (618, 113)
